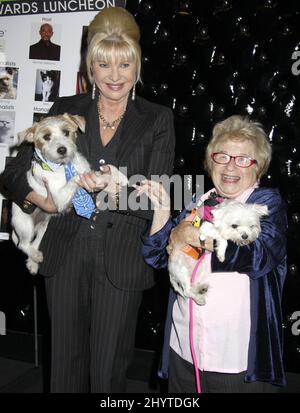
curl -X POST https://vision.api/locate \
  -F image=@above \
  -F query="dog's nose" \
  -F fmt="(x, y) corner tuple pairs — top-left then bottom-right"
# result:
(242, 233), (248, 240)
(57, 146), (67, 155)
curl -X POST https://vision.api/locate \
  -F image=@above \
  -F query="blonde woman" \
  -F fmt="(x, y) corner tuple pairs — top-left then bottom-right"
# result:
(3, 7), (175, 392)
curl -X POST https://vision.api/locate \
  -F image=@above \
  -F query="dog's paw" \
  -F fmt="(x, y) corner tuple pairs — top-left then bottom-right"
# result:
(193, 293), (206, 306)
(117, 171), (129, 186)
(29, 248), (44, 263)
(217, 252), (225, 262)
(26, 259), (39, 275)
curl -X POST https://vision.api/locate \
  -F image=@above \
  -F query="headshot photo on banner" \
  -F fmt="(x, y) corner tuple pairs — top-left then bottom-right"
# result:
(0, 0), (299, 399)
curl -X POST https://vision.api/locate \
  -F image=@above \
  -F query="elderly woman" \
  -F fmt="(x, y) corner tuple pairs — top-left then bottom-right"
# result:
(2, 7), (175, 392)
(140, 115), (287, 393)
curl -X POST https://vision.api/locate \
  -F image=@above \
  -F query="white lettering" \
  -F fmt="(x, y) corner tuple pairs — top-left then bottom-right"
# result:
(0, 311), (6, 335)
(68, 0), (79, 11)
(291, 311), (300, 336)
(291, 51), (300, 76)
(106, 0), (115, 8)
(0, 1), (38, 16)
(95, 0), (112, 10)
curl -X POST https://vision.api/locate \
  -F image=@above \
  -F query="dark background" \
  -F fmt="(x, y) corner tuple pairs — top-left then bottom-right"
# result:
(0, 0), (299, 390)
(128, 0), (300, 374)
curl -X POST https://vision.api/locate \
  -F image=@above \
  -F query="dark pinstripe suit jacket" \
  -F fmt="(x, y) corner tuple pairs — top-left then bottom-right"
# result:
(3, 93), (175, 291)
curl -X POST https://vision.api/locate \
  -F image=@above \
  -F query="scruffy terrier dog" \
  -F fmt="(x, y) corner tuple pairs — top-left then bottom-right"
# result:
(0, 67), (17, 99)
(168, 199), (268, 305)
(11, 114), (128, 274)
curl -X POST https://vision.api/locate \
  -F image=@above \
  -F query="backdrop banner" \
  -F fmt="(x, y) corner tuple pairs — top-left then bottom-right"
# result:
(0, 0), (125, 239)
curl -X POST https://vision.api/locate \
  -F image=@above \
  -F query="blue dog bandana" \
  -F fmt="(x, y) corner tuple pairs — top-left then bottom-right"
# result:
(64, 163), (95, 219)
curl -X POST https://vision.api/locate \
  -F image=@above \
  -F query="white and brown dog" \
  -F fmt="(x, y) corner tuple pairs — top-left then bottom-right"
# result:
(11, 114), (128, 274)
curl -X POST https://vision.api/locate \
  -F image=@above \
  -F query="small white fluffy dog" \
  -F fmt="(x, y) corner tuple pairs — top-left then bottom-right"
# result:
(168, 199), (268, 305)
(11, 114), (128, 274)
(199, 199), (269, 262)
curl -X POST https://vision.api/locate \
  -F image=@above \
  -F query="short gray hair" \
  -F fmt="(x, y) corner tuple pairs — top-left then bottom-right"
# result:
(205, 115), (272, 179)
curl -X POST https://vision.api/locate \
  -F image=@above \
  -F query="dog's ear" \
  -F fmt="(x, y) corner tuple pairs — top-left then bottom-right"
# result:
(252, 204), (269, 217)
(18, 125), (37, 144)
(62, 113), (86, 132)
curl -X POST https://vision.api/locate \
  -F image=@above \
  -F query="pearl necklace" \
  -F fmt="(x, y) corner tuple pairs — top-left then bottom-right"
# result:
(97, 100), (126, 130)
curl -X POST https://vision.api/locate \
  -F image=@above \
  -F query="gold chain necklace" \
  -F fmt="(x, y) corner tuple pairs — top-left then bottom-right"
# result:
(97, 100), (126, 130)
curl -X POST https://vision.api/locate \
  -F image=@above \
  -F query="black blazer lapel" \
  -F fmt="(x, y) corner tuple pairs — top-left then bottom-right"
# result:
(75, 97), (95, 159)
(61, 95), (151, 166)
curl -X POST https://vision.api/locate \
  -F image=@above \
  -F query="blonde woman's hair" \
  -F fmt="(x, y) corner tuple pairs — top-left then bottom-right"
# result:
(205, 115), (272, 179)
(86, 7), (141, 84)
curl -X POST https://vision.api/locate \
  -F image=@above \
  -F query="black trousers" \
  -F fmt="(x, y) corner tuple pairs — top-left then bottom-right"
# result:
(44, 236), (142, 393)
(168, 348), (280, 393)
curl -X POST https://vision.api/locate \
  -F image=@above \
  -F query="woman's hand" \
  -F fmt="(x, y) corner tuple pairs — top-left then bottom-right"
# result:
(136, 179), (170, 210)
(77, 165), (117, 194)
(137, 180), (171, 235)
(168, 221), (214, 253)
(42, 179), (58, 213)
(169, 221), (199, 249)
(200, 237), (214, 253)
(26, 178), (57, 213)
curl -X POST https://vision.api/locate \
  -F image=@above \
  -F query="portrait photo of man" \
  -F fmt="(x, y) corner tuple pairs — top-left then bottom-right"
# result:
(29, 23), (61, 61)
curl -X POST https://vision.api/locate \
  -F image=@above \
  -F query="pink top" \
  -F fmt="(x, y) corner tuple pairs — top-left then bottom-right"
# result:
(170, 186), (256, 373)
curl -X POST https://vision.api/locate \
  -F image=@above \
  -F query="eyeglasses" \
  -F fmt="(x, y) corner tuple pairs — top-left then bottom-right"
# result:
(211, 152), (257, 168)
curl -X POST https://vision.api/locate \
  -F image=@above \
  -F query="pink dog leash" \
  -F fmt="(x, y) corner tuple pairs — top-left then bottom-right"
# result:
(187, 192), (224, 393)
(189, 254), (206, 393)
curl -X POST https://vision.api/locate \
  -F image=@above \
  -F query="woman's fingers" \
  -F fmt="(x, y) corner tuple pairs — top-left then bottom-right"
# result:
(42, 178), (57, 213)
(99, 164), (111, 175)
(137, 185), (163, 208)
(78, 172), (108, 192)
(136, 180), (170, 208)
(170, 221), (197, 246)
(78, 173), (95, 192)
